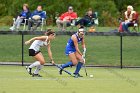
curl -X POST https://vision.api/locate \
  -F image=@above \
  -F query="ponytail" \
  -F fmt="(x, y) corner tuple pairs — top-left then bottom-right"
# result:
(45, 29), (55, 36)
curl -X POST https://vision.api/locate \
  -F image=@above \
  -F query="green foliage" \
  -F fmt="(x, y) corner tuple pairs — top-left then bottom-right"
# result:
(114, 0), (140, 12)
(90, 0), (119, 26)
(0, 16), (13, 26)
(0, 0), (140, 26)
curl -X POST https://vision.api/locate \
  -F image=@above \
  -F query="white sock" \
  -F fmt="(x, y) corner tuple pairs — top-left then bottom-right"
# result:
(34, 65), (43, 74)
(29, 61), (40, 68)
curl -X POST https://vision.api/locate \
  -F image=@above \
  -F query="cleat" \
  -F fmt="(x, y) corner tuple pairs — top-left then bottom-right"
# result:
(58, 65), (63, 75)
(77, 73), (83, 77)
(32, 73), (42, 77)
(74, 74), (79, 78)
(9, 26), (15, 31)
(59, 69), (63, 75)
(73, 73), (83, 78)
(25, 66), (32, 75)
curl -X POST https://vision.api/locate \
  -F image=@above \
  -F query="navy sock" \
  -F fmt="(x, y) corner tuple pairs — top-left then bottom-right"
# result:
(74, 62), (83, 74)
(61, 61), (73, 69)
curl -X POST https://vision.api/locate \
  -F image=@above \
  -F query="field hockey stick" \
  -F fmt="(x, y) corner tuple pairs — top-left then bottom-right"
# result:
(82, 48), (88, 76)
(53, 63), (74, 76)
(83, 58), (88, 76)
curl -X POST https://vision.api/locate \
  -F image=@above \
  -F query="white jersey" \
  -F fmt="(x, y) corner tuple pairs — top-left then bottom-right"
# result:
(29, 36), (50, 52)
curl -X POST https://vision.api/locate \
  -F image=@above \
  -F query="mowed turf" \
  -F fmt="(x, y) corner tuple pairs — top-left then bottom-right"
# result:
(0, 35), (140, 66)
(0, 65), (139, 93)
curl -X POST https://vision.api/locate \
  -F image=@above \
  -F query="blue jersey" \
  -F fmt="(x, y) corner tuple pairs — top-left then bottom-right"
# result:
(65, 33), (83, 55)
(31, 10), (47, 19)
(19, 10), (30, 19)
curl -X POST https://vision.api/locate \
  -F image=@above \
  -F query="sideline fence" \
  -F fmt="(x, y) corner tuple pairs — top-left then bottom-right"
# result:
(0, 31), (140, 68)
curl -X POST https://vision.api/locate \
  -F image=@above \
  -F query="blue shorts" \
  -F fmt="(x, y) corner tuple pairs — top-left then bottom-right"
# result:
(65, 47), (76, 56)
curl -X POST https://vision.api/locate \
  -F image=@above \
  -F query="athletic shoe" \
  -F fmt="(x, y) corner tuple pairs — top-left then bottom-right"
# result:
(73, 73), (83, 78)
(77, 73), (83, 77)
(9, 26), (15, 31)
(25, 66), (32, 75)
(59, 65), (63, 75)
(74, 74), (79, 78)
(32, 73), (42, 77)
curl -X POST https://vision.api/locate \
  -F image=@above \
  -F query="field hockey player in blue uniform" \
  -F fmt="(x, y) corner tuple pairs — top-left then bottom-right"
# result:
(60, 26), (86, 78)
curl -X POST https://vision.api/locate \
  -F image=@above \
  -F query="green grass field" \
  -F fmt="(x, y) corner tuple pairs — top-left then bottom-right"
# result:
(0, 65), (139, 93)
(0, 35), (140, 66)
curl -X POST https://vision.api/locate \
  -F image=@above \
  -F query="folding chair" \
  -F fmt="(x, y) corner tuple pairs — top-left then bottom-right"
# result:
(40, 11), (47, 31)
(93, 12), (99, 26)
(132, 12), (139, 32)
(13, 18), (28, 30)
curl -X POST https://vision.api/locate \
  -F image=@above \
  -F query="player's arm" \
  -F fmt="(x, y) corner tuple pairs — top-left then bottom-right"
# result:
(72, 35), (82, 56)
(47, 43), (55, 64)
(25, 36), (47, 45)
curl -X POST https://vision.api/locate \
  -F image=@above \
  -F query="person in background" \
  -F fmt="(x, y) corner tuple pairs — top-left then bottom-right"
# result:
(75, 8), (97, 27)
(56, 6), (77, 31)
(10, 4), (30, 31)
(28, 5), (46, 31)
(118, 5), (136, 32)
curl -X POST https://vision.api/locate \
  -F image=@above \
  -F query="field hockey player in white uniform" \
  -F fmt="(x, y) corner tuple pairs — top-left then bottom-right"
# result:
(25, 29), (55, 77)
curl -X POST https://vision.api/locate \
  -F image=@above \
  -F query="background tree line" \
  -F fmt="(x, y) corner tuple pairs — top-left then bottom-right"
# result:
(0, 0), (140, 26)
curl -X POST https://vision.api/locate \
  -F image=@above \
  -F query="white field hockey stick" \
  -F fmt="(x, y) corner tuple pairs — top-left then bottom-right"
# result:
(83, 48), (88, 76)
(83, 57), (88, 76)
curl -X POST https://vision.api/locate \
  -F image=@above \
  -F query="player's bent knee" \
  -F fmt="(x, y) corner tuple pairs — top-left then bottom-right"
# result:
(40, 62), (45, 65)
(40, 60), (45, 65)
(72, 61), (78, 66)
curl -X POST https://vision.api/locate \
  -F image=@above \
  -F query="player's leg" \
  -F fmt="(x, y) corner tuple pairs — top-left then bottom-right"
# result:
(62, 53), (78, 68)
(26, 50), (40, 75)
(32, 52), (45, 77)
(59, 53), (78, 75)
(26, 60), (40, 75)
(33, 65), (43, 77)
(26, 51), (45, 76)
(34, 65), (43, 74)
(28, 52), (45, 67)
(73, 52), (84, 77)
